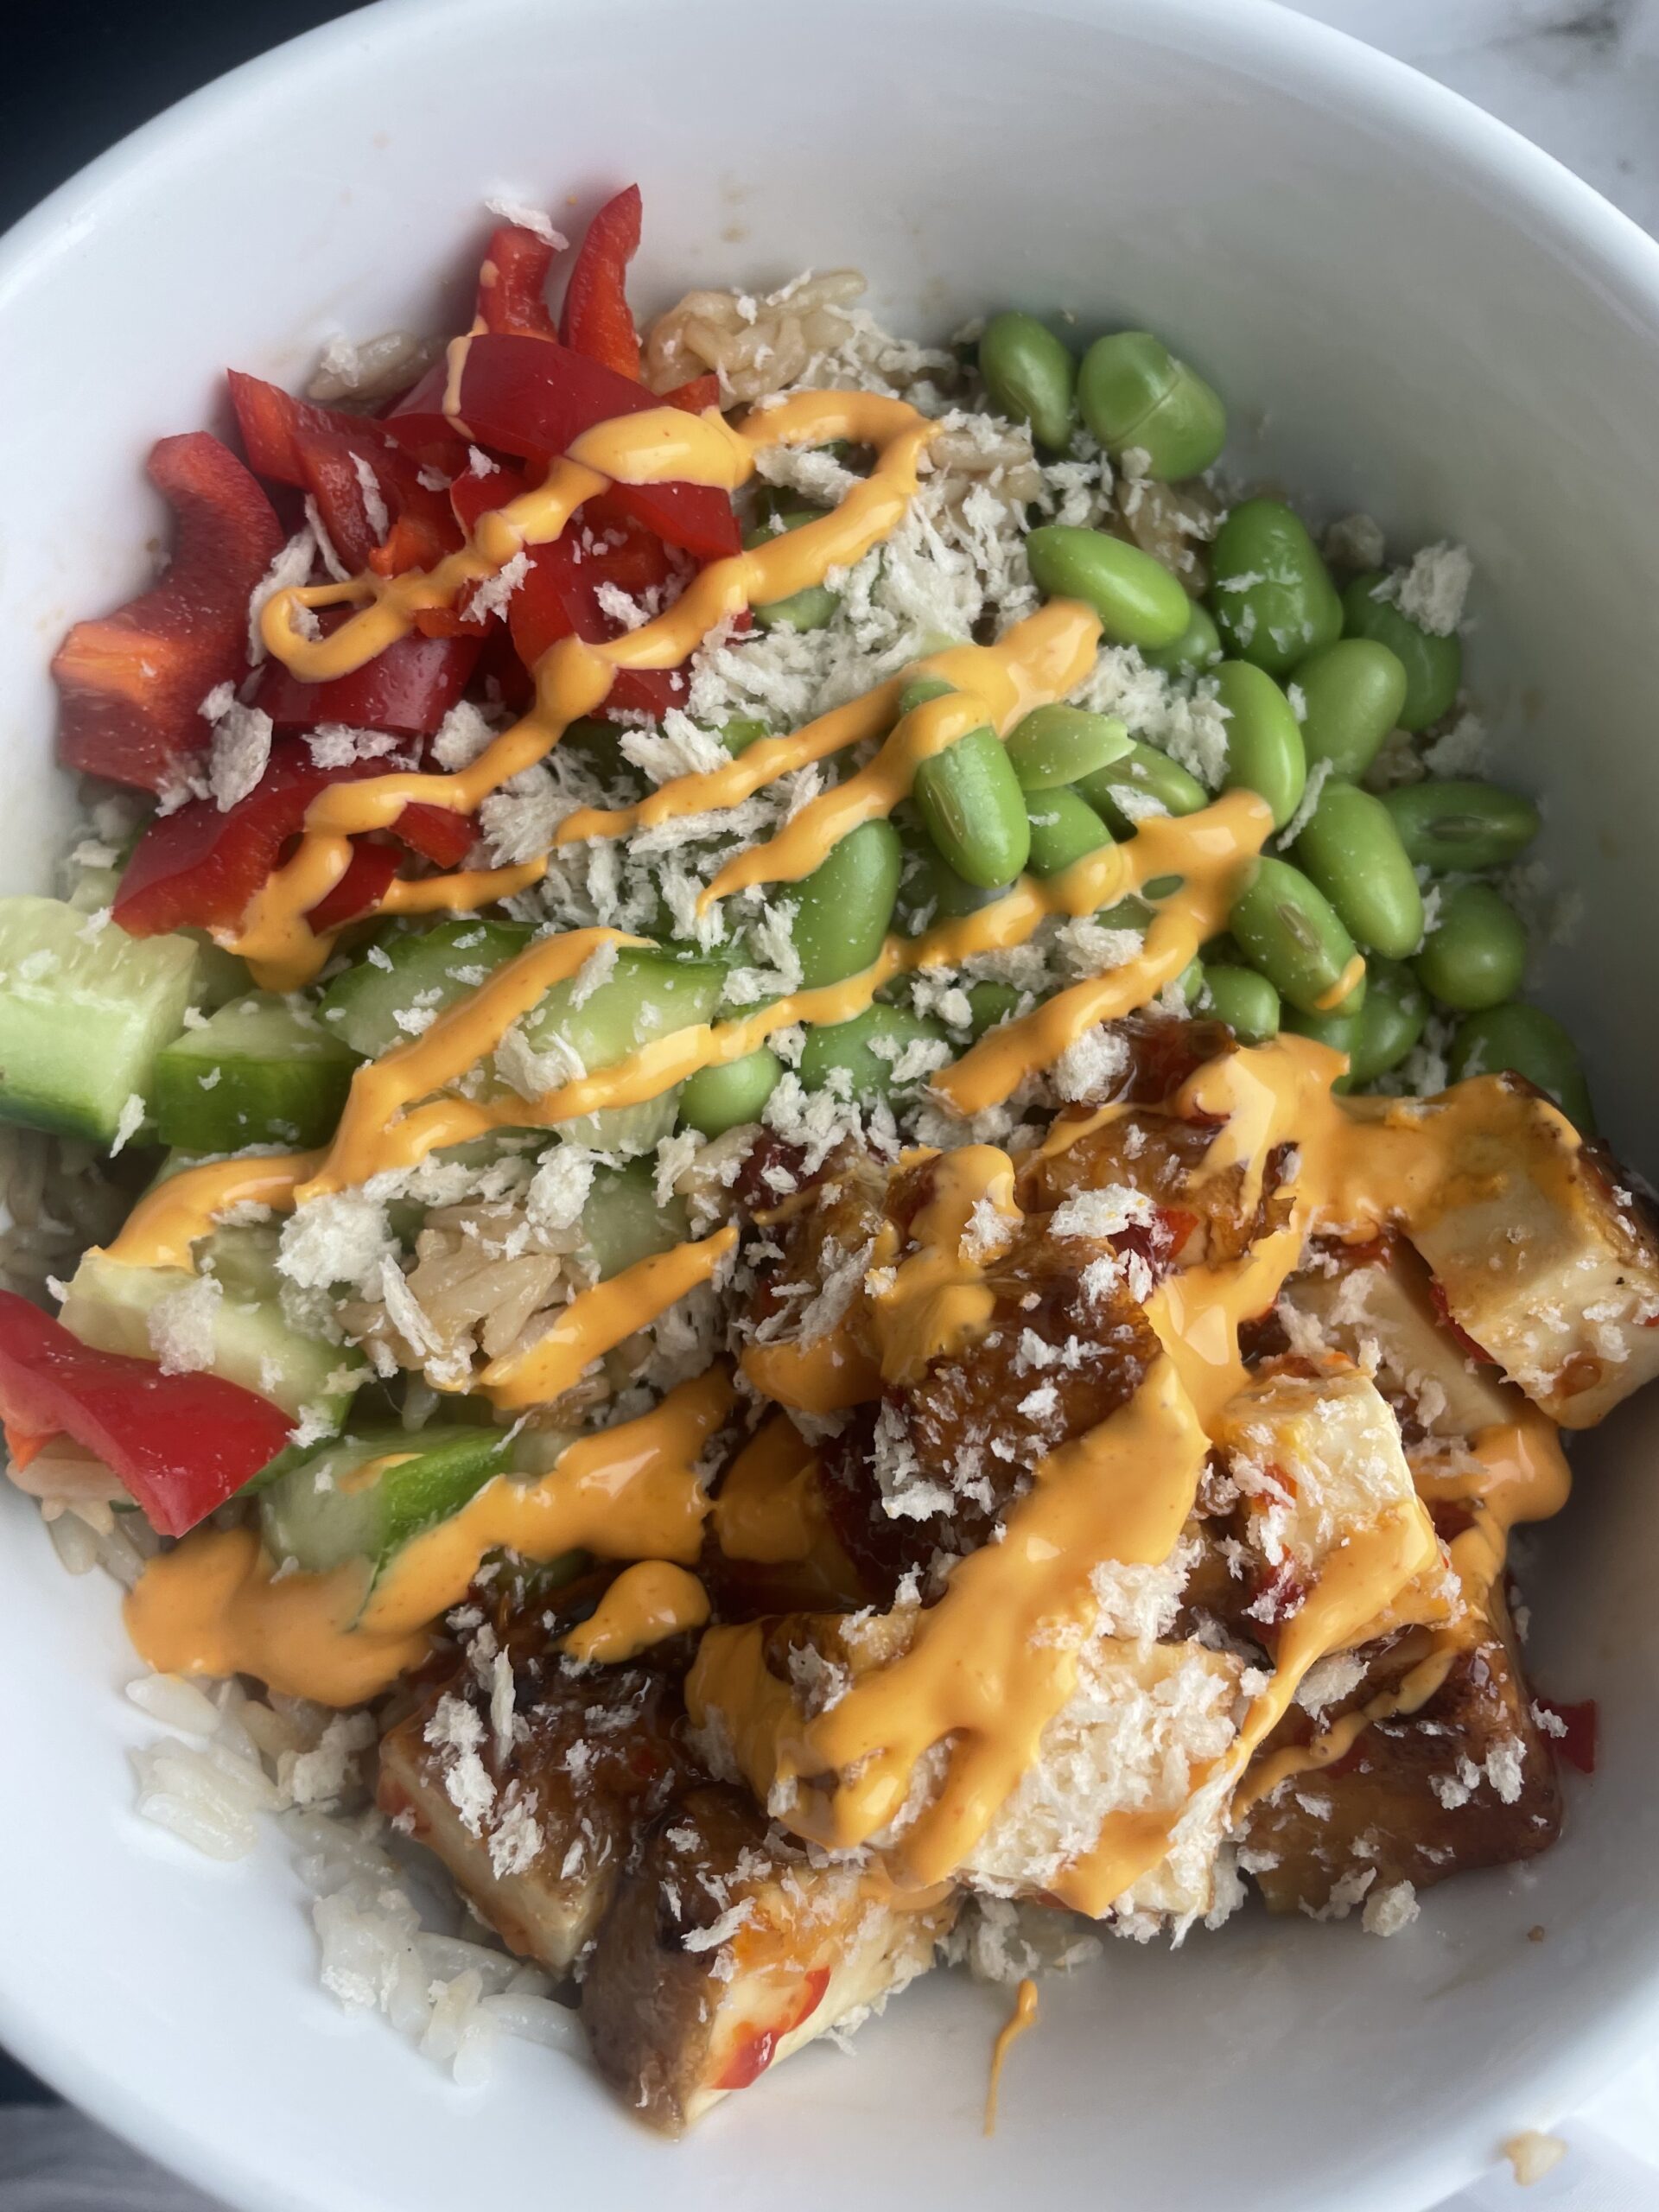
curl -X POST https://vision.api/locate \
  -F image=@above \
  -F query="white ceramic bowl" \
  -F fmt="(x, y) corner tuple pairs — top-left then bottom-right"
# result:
(4, 3), (1659, 2206)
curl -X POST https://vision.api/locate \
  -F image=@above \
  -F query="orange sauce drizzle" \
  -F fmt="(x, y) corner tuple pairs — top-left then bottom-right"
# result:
(561, 1559), (710, 1663)
(125, 1370), (730, 1703)
(983, 1978), (1039, 2136)
(710, 1416), (823, 1564)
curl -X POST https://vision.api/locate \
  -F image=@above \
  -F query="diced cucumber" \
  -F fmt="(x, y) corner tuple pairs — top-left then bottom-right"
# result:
(150, 992), (362, 1151)
(260, 1424), (512, 1578)
(579, 1157), (690, 1279)
(512, 945), (724, 1153)
(185, 935), (256, 1011)
(60, 1232), (363, 1423)
(0, 894), (201, 1145)
(315, 918), (533, 1058)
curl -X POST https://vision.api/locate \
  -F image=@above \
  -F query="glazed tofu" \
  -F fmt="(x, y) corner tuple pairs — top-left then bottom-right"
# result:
(378, 1654), (690, 1975)
(1405, 1077), (1659, 1427)
(1208, 1363), (1456, 1636)
(582, 1782), (956, 2133)
(1281, 1238), (1522, 1441)
(1240, 1618), (1563, 1914)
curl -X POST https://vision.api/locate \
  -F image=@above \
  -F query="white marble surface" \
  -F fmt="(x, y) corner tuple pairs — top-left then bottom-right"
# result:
(1281, 11), (1659, 2198)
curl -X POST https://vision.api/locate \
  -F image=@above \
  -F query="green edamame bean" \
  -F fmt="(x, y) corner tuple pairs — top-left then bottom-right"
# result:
(1027, 524), (1191, 651)
(1341, 573), (1461, 732)
(1096, 895), (1153, 931)
(714, 716), (771, 757)
(1178, 957), (1205, 1008)
(799, 1006), (949, 1102)
(744, 511), (838, 632)
(1077, 331), (1227, 480)
(1292, 779), (1424, 959)
(965, 981), (1022, 1039)
(1348, 958), (1427, 1083)
(1200, 963), (1281, 1044)
(1144, 601), (1222, 677)
(1292, 639), (1408, 777)
(1282, 1002), (1362, 1091)
(1024, 788), (1113, 877)
(1381, 779), (1541, 874)
(913, 721), (1032, 889)
(1005, 705), (1131, 791)
(1077, 741), (1208, 836)
(1447, 1001), (1594, 1132)
(1209, 499), (1343, 677)
(788, 819), (903, 988)
(978, 312), (1077, 453)
(1413, 883), (1527, 1011)
(559, 717), (647, 797)
(678, 1048), (784, 1136)
(1230, 857), (1365, 1015)
(1211, 660), (1306, 830)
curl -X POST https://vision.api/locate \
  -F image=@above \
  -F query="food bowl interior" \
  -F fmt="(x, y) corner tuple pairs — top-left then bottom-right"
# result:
(3, 2), (1659, 2208)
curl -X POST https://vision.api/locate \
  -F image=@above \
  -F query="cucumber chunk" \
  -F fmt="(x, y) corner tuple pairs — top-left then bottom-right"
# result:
(579, 1156), (690, 1279)
(150, 992), (362, 1151)
(511, 945), (725, 1153)
(315, 918), (533, 1058)
(260, 1424), (512, 1577)
(0, 895), (201, 1145)
(60, 1230), (363, 1423)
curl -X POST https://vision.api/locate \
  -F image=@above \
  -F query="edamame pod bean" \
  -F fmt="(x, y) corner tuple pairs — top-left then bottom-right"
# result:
(1292, 639), (1408, 777)
(978, 312), (1077, 452)
(1077, 741), (1208, 836)
(1209, 499), (1343, 677)
(1200, 963), (1281, 1044)
(799, 1006), (949, 1102)
(560, 717), (647, 797)
(1341, 573), (1461, 732)
(1024, 787), (1113, 877)
(1027, 524), (1191, 650)
(1230, 857), (1365, 1015)
(678, 1048), (784, 1135)
(788, 819), (903, 988)
(913, 721), (1032, 888)
(1178, 957), (1205, 1009)
(1212, 660), (1306, 830)
(1348, 958), (1427, 1083)
(1413, 883), (1527, 1011)
(744, 511), (838, 632)
(1282, 1002), (1362, 1091)
(715, 716), (771, 756)
(1144, 601), (1222, 677)
(965, 981), (1022, 1039)
(1291, 779), (1424, 959)
(1448, 1001), (1594, 1131)
(1381, 779), (1541, 873)
(1077, 331), (1227, 480)
(1005, 705), (1131, 791)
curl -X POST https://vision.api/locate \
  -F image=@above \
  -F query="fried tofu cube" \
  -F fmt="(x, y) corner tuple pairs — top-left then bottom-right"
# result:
(1241, 1619), (1563, 1914)
(1281, 1239), (1522, 1441)
(377, 1656), (689, 1975)
(1406, 1077), (1659, 1427)
(582, 1783), (956, 2133)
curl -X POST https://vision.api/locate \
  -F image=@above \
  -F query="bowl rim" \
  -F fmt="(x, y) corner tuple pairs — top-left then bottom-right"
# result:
(5, 1), (1659, 2205)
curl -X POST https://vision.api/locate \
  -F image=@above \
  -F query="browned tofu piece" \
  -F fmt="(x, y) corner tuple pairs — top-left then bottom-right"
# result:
(583, 1782), (956, 2133)
(1407, 1077), (1659, 1427)
(378, 1643), (694, 1975)
(1241, 1620), (1562, 1914)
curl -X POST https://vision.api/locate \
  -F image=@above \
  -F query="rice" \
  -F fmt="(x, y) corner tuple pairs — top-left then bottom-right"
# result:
(0, 1124), (129, 1299)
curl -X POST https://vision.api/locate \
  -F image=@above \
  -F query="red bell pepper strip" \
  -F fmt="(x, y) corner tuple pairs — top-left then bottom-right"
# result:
(291, 425), (385, 573)
(664, 372), (721, 414)
(559, 185), (642, 378)
(229, 367), (464, 483)
(303, 841), (404, 931)
(477, 223), (560, 340)
(0, 1291), (293, 1538)
(508, 524), (696, 717)
(454, 334), (740, 559)
(255, 629), (481, 736)
(53, 435), (284, 794)
(114, 739), (472, 939)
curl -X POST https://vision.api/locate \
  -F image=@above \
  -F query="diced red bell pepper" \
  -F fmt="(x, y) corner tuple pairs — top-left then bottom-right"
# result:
(53, 434), (284, 793)
(255, 628), (481, 736)
(304, 841), (404, 931)
(292, 424), (385, 573)
(229, 366), (466, 485)
(0, 1291), (292, 1538)
(382, 358), (460, 458)
(454, 334), (740, 559)
(559, 185), (642, 378)
(477, 222), (560, 340)
(664, 372), (721, 414)
(113, 739), (472, 939)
